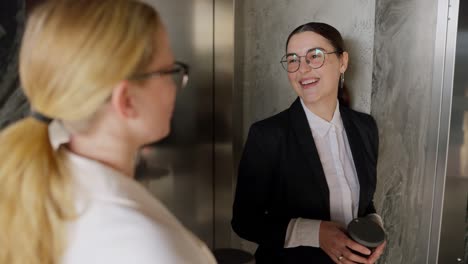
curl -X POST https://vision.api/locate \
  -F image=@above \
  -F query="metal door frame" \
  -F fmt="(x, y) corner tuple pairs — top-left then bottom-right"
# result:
(213, 0), (235, 249)
(427, 0), (461, 262)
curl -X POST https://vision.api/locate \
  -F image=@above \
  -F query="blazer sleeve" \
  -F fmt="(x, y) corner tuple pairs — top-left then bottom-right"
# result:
(363, 114), (379, 216)
(231, 123), (290, 248)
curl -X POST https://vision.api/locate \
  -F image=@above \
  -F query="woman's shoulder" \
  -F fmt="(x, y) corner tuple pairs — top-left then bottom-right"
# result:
(63, 202), (215, 264)
(249, 108), (290, 135)
(341, 106), (377, 129)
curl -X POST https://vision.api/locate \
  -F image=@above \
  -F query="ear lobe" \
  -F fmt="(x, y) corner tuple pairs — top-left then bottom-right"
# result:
(340, 51), (349, 73)
(110, 81), (138, 119)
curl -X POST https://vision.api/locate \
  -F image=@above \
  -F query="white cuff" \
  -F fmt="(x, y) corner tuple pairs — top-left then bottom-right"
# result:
(284, 218), (321, 248)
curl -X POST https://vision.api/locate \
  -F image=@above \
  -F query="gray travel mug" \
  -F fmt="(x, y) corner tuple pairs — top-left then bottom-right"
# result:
(347, 217), (385, 258)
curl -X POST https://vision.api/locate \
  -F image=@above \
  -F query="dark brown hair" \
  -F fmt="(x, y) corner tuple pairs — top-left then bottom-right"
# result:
(286, 22), (350, 107)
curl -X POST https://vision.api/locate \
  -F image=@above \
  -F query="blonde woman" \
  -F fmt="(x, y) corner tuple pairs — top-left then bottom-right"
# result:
(0, 1), (217, 264)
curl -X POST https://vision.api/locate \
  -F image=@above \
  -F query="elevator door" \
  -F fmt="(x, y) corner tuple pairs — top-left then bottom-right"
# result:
(135, 0), (236, 250)
(137, 0), (215, 248)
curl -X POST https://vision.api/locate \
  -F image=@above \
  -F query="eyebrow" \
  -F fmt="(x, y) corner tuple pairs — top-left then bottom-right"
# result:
(285, 47), (325, 57)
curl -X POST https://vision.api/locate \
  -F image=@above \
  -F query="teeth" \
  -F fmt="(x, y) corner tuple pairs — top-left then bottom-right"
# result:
(301, 79), (318, 85)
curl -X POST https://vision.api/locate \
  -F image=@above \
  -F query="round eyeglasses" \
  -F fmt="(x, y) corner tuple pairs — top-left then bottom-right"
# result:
(129, 61), (189, 90)
(280, 48), (342, 73)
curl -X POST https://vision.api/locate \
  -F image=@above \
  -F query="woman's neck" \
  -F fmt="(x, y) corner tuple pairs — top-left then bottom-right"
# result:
(304, 97), (338, 122)
(67, 131), (139, 178)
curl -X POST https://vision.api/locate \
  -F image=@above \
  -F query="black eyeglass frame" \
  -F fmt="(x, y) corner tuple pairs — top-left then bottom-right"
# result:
(128, 61), (190, 89)
(280, 48), (343, 73)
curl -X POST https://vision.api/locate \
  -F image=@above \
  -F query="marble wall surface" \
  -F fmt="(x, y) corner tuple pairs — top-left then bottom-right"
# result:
(0, 0), (28, 130)
(371, 0), (438, 263)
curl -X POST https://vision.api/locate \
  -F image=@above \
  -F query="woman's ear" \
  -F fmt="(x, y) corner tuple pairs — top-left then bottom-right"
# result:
(340, 51), (349, 73)
(110, 81), (138, 119)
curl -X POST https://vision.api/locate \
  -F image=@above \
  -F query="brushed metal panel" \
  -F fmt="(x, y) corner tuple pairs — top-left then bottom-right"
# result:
(137, 0), (214, 248)
(427, 0), (457, 262)
(439, 0), (468, 261)
(214, 0), (235, 249)
(425, 0), (451, 262)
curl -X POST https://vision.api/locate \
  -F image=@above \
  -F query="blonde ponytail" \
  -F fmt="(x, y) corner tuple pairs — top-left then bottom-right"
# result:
(0, 118), (73, 264)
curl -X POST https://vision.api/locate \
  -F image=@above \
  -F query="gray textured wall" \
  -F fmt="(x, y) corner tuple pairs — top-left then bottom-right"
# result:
(372, 0), (438, 263)
(234, 0), (376, 141)
(0, 0), (28, 130)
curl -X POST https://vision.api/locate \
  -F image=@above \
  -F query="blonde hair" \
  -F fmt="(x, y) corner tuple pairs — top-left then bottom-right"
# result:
(0, 1), (161, 263)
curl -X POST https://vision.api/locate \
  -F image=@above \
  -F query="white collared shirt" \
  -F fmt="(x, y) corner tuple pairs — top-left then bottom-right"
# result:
(49, 122), (217, 264)
(284, 100), (380, 248)
(303, 99), (360, 225)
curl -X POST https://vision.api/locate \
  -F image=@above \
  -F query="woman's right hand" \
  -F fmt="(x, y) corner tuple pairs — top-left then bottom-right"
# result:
(319, 221), (371, 264)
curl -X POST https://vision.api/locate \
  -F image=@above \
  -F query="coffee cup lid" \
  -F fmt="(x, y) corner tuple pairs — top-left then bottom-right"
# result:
(347, 217), (385, 248)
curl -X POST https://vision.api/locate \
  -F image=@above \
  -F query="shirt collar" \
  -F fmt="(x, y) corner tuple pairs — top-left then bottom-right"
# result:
(65, 148), (139, 201)
(300, 98), (344, 138)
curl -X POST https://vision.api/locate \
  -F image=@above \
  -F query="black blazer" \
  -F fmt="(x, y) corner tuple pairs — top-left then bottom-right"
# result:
(231, 98), (379, 264)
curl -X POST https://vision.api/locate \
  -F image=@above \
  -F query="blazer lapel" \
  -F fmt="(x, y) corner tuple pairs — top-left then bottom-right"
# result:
(340, 106), (369, 216)
(289, 98), (330, 216)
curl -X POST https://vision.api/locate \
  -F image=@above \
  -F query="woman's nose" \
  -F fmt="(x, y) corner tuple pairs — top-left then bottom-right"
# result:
(298, 57), (312, 73)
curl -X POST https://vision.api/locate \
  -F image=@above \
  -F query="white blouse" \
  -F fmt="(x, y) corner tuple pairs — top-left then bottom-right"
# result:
(284, 100), (382, 248)
(48, 122), (217, 264)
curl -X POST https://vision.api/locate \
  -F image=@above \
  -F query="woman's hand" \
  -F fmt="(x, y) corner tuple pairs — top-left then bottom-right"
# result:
(367, 240), (386, 264)
(319, 221), (371, 264)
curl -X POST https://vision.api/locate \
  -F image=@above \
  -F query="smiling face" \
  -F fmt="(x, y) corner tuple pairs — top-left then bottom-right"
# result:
(286, 31), (348, 109)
